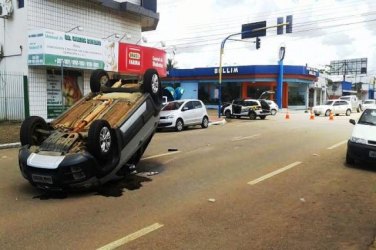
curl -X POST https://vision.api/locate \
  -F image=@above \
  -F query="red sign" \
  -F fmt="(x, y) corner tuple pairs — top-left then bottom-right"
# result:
(118, 43), (167, 77)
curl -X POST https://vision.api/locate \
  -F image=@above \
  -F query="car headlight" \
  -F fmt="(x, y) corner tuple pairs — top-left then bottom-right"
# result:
(350, 137), (367, 144)
(167, 114), (175, 119)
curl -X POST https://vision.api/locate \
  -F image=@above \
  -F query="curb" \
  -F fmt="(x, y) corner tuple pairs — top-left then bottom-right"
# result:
(209, 119), (226, 126)
(0, 142), (21, 150)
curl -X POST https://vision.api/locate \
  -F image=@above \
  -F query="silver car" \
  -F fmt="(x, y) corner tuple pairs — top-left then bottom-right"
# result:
(158, 99), (209, 131)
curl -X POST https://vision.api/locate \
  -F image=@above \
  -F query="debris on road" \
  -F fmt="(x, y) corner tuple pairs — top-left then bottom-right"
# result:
(147, 171), (159, 176)
(168, 148), (178, 152)
(300, 198), (306, 203)
(208, 198), (216, 203)
(313, 153), (319, 157)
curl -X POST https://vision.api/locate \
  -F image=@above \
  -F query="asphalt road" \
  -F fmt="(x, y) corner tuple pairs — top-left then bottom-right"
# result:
(1, 111), (376, 250)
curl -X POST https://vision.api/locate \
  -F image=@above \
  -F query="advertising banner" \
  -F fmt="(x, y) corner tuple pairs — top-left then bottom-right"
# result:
(118, 43), (167, 77)
(28, 29), (119, 71)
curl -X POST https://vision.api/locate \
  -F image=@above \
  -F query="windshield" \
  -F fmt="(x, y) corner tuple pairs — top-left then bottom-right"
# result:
(358, 109), (376, 126)
(340, 96), (350, 100)
(325, 101), (334, 105)
(162, 101), (184, 111)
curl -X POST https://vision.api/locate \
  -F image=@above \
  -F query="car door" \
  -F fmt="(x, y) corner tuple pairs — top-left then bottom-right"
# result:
(181, 101), (195, 125)
(192, 101), (203, 124)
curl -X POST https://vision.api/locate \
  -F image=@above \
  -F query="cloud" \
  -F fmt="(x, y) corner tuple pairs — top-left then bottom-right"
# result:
(321, 33), (354, 46)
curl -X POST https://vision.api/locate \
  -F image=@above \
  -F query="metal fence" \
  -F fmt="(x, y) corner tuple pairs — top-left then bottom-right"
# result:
(0, 72), (27, 121)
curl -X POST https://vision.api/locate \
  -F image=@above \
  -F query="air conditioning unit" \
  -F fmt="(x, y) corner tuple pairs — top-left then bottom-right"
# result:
(0, 0), (14, 18)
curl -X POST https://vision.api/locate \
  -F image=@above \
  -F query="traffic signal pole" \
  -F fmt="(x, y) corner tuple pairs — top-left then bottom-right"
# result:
(217, 22), (290, 118)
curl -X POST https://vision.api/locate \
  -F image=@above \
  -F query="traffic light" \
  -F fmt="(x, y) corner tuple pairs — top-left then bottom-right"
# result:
(256, 37), (261, 49)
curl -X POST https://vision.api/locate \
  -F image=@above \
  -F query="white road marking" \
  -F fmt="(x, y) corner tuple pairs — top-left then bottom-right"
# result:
(231, 134), (261, 141)
(97, 223), (164, 250)
(141, 151), (181, 160)
(247, 161), (302, 185)
(327, 140), (347, 150)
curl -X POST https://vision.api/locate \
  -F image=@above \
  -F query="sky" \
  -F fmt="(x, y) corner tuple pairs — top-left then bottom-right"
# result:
(143, 0), (376, 81)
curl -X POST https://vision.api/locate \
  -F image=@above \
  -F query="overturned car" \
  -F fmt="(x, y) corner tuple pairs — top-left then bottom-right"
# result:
(18, 68), (162, 191)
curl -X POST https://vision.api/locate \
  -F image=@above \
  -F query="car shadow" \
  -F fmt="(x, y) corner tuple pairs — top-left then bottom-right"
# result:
(29, 161), (165, 200)
(344, 161), (376, 172)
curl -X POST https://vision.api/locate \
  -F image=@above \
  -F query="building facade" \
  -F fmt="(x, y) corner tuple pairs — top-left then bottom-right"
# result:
(163, 65), (319, 110)
(0, 0), (159, 120)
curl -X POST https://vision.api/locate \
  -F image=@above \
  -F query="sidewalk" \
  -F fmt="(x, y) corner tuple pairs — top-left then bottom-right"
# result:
(207, 109), (226, 126)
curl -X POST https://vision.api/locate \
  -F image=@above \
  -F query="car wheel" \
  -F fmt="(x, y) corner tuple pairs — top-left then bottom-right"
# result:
(346, 109), (351, 116)
(325, 110), (331, 116)
(87, 120), (113, 159)
(175, 119), (184, 132)
(271, 109), (277, 115)
(201, 116), (209, 128)
(143, 68), (162, 106)
(346, 152), (355, 165)
(90, 69), (109, 93)
(225, 110), (231, 119)
(249, 111), (257, 120)
(315, 114), (320, 116)
(20, 116), (48, 146)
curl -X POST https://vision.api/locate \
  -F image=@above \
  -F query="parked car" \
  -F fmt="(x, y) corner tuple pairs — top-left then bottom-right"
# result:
(18, 68), (162, 191)
(158, 99), (209, 131)
(263, 100), (278, 115)
(312, 99), (352, 116)
(339, 95), (362, 112)
(222, 99), (271, 120)
(361, 99), (376, 110)
(346, 108), (376, 165)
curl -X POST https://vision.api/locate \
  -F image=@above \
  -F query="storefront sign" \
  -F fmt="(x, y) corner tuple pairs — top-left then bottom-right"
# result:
(118, 43), (167, 77)
(214, 67), (239, 75)
(28, 29), (119, 71)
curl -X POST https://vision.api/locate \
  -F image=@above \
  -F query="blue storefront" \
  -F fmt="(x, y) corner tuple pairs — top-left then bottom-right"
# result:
(162, 65), (319, 110)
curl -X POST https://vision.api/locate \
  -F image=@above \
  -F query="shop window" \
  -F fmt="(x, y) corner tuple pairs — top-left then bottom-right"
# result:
(46, 69), (83, 119)
(222, 82), (241, 102)
(18, 0), (24, 8)
(288, 86), (306, 106)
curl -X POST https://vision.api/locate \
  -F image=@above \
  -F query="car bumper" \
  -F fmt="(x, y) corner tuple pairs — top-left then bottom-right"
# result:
(347, 140), (376, 163)
(158, 117), (175, 128)
(19, 147), (101, 190)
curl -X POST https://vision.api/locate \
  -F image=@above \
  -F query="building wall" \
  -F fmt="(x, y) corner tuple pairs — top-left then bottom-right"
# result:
(23, 0), (144, 120)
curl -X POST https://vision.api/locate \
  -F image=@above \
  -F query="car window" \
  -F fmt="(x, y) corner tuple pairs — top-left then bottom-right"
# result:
(162, 101), (184, 111)
(325, 101), (334, 105)
(338, 101), (347, 105)
(193, 101), (202, 109)
(358, 109), (376, 125)
(340, 96), (350, 101)
(364, 100), (374, 104)
(244, 101), (258, 106)
(183, 101), (194, 110)
(333, 101), (341, 106)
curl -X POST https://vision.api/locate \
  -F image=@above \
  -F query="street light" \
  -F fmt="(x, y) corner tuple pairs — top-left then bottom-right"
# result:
(119, 33), (132, 42)
(102, 33), (120, 39)
(136, 36), (148, 44)
(65, 25), (83, 33)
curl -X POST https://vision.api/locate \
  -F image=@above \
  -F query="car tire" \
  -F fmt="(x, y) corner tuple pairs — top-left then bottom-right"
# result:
(201, 116), (209, 128)
(346, 152), (355, 165)
(271, 109), (277, 115)
(325, 110), (331, 116)
(236, 115), (241, 119)
(225, 110), (231, 119)
(315, 114), (320, 116)
(87, 120), (113, 159)
(346, 109), (351, 116)
(20, 116), (48, 146)
(90, 69), (109, 93)
(175, 119), (184, 132)
(249, 111), (257, 120)
(259, 115), (266, 120)
(143, 68), (162, 106)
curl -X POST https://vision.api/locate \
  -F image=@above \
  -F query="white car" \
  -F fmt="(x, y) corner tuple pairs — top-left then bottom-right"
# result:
(346, 108), (376, 165)
(158, 99), (209, 131)
(312, 99), (352, 116)
(264, 100), (278, 115)
(361, 99), (376, 110)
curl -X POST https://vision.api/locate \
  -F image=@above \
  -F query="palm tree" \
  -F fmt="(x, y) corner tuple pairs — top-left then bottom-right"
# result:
(166, 58), (177, 71)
